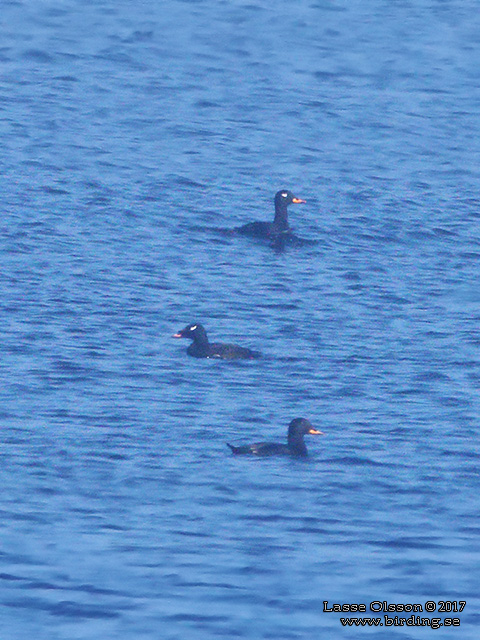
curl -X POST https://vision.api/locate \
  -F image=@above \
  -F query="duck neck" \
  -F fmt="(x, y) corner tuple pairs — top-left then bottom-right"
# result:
(288, 433), (307, 456)
(273, 201), (289, 232)
(192, 326), (209, 348)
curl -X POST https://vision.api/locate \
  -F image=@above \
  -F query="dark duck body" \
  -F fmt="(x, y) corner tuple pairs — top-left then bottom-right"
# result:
(227, 418), (323, 457)
(236, 189), (306, 239)
(173, 323), (261, 360)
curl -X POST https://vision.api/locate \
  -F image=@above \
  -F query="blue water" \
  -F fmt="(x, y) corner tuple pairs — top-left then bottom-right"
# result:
(1, 1), (479, 638)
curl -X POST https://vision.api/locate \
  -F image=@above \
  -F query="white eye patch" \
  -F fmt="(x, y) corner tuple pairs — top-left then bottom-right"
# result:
(190, 325), (197, 331)
(281, 192), (288, 198)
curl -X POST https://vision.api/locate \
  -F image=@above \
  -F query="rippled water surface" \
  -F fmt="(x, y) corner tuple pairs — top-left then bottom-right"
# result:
(1, 1), (480, 638)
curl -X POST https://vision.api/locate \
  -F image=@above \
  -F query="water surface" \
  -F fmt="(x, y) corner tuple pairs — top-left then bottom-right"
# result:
(1, 1), (479, 638)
